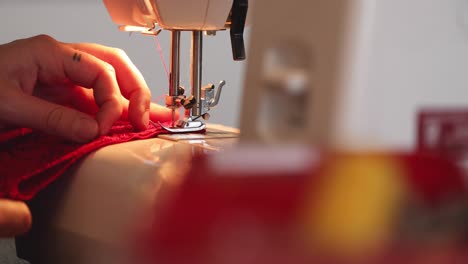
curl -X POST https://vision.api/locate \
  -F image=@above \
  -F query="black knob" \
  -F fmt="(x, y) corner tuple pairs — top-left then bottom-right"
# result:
(181, 96), (196, 109)
(202, 113), (211, 120)
(178, 86), (185, 96)
(230, 0), (248, 61)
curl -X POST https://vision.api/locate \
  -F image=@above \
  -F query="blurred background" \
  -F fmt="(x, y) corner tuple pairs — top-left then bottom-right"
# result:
(2, 0), (468, 263)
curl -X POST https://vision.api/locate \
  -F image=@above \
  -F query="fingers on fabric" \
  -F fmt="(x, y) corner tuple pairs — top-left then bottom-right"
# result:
(67, 89), (170, 127)
(0, 199), (32, 237)
(37, 84), (169, 130)
(66, 43), (151, 131)
(30, 35), (123, 135)
(150, 103), (174, 123)
(0, 83), (99, 142)
(33, 83), (100, 116)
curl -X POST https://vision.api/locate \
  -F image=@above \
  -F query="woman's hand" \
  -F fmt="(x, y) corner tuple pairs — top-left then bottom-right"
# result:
(0, 35), (173, 237)
(0, 34), (171, 142)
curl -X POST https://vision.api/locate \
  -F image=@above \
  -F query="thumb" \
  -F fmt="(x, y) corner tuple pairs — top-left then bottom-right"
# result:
(0, 87), (99, 142)
(0, 199), (32, 237)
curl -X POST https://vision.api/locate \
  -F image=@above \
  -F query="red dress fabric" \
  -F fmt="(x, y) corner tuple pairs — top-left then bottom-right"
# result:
(0, 121), (168, 201)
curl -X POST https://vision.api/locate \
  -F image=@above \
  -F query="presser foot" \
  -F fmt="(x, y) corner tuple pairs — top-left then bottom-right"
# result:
(152, 118), (206, 133)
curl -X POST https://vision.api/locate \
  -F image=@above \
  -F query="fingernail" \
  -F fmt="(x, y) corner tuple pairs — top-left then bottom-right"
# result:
(73, 117), (99, 142)
(142, 110), (149, 129)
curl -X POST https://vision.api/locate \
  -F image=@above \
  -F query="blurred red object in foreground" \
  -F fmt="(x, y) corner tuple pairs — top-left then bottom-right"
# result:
(135, 146), (468, 264)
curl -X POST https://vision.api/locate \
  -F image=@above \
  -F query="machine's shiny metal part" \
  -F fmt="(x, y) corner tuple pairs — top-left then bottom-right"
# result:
(154, 119), (206, 133)
(208, 80), (226, 107)
(202, 112), (211, 120)
(198, 80), (226, 117)
(141, 28), (162, 36)
(118, 25), (162, 36)
(205, 30), (217, 36)
(168, 31), (226, 125)
(191, 31), (203, 117)
(181, 95), (197, 109)
(187, 31), (226, 122)
(169, 30), (181, 97)
(169, 30), (181, 125)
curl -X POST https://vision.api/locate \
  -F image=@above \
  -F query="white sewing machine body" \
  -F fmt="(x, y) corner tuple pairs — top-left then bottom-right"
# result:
(101, 0), (247, 134)
(16, 126), (239, 264)
(103, 0), (234, 30)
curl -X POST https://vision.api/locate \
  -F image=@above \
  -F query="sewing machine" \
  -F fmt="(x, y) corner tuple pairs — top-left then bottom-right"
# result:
(104, 0), (247, 133)
(15, 0), (468, 262)
(16, 0), (247, 263)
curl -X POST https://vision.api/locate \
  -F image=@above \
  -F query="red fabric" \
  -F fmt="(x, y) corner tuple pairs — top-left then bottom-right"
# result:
(0, 121), (169, 201)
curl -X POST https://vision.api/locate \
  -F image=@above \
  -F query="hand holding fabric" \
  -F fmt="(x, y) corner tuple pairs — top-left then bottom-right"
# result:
(0, 34), (173, 237)
(0, 34), (172, 142)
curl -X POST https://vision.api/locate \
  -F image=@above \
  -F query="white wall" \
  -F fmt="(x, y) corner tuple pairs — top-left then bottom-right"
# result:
(361, 0), (468, 148)
(0, 1), (247, 127)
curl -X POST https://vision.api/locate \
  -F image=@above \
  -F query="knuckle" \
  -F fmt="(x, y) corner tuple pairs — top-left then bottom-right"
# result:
(100, 93), (122, 109)
(139, 90), (152, 104)
(102, 62), (116, 75)
(112, 48), (128, 60)
(113, 94), (124, 108)
(143, 89), (152, 100)
(44, 106), (65, 133)
(32, 34), (56, 47)
(113, 96), (124, 113)
(129, 86), (147, 98)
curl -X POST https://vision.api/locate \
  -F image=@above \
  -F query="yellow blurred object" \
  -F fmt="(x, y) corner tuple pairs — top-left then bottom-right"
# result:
(301, 154), (406, 256)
